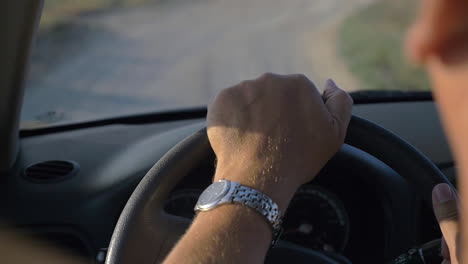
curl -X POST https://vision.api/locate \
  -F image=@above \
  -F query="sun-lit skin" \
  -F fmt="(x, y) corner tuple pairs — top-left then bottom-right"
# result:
(167, 0), (468, 264)
(406, 0), (468, 263)
(165, 0), (468, 262)
(163, 75), (353, 264)
(2, 1), (467, 263)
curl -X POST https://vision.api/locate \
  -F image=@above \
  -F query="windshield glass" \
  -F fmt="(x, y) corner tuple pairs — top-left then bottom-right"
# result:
(22, 0), (427, 128)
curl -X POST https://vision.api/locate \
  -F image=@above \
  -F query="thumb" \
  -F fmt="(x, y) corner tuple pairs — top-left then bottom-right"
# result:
(432, 183), (459, 264)
(322, 79), (353, 139)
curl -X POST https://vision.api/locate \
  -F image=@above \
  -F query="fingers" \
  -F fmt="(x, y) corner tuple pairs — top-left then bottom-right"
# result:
(441, 236), (450, 261)
(432, 183), (459, 264)
(322, 79), (353, 139)
(405, 0), (441, 63)
(406, 0), (468, 64)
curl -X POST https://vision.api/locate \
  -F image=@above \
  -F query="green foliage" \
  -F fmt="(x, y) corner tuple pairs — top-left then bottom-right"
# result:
(339, 0), (430, 91)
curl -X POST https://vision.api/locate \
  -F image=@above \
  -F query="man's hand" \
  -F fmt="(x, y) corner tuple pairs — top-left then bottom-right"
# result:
(207, 73), (353, 210)
(164, 74), (352, 264)
(432, 183), (459, 264)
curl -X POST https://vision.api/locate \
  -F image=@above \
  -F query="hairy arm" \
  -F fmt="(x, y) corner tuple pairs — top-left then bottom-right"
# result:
(163, 74), (352, 264)
(163, 193), (273, 264)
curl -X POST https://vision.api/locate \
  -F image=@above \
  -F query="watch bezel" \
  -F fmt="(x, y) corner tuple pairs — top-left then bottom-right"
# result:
(195, 180), (231, 211)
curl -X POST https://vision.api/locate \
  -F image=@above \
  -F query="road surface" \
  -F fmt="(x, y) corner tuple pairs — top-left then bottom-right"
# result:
(23, 0), (374, 126)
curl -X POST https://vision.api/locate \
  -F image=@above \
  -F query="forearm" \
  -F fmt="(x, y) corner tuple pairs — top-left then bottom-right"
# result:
(163, 74), (351, 264)
(427, 57), (468, 263)
(163, 204), (272, 264)
(164, 164), (296, 264)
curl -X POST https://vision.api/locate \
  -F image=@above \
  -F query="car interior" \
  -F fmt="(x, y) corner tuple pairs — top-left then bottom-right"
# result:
(1, 1), (455, 264)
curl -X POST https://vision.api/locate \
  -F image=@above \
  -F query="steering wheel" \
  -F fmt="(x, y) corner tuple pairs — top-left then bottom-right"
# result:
(105, 116), (451, 264)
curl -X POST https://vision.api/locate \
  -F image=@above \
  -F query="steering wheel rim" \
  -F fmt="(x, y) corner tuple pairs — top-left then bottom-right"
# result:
(106, 115), (451, 264)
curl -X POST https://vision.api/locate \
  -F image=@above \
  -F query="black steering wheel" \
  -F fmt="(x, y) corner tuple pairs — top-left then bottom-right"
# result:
(105, 116), (451, 264)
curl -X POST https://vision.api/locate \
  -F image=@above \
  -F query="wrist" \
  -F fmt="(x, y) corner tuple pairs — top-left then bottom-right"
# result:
(213, 163), (300, 213)
(195, 203), (272, 238)
(169, 204), (272, 264)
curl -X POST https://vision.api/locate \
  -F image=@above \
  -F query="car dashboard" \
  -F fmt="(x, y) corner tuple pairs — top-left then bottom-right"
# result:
(0, 100), (455, 263)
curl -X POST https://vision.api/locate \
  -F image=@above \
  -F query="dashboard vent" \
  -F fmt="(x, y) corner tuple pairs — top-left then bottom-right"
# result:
(24, 160), (79, 183)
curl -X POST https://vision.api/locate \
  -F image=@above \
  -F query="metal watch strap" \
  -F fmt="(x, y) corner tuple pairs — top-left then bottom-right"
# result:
(231, 183), (283, 232)
(195, 180), (283, 246)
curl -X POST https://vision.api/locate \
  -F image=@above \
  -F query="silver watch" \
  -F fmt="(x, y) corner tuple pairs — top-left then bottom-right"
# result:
(194, 180), (283, 245)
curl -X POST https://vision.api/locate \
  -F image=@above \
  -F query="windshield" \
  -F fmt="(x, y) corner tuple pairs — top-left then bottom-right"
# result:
(22, 0), (428, 128)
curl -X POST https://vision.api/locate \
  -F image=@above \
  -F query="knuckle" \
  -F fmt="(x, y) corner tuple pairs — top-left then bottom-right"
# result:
(289, 74), (316, 93)
(239, 83), (258, 101)
(214, 86), (236, 103)
(289, 74), (310, 88)
(342, 91), (354, 105)
(218, 79), (259, 104)
(258, 72), (282, 85)
(259, 72), (277, 80)
(291, 73), (308, 83)
(344, 94), (354, 110)
(335, 89), (353, 105)
(239, 79), (254, 88)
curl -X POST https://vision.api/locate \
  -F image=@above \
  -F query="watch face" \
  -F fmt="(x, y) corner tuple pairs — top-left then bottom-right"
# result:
(197, 180), (230, 209)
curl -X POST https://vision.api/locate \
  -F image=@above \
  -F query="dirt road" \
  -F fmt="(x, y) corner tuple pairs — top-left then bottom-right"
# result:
(23, 0), (374, 126)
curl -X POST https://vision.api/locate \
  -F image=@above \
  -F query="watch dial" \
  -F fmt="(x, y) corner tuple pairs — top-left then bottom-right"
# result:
(198, 180), (229, 206)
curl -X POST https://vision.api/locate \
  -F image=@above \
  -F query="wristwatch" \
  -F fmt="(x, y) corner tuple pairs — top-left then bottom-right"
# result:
(194, 179), (283, 246)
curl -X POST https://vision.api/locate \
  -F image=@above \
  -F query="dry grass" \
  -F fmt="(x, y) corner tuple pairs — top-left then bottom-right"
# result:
(40, 0), (153, 30)
(339, 0), (430, 91)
